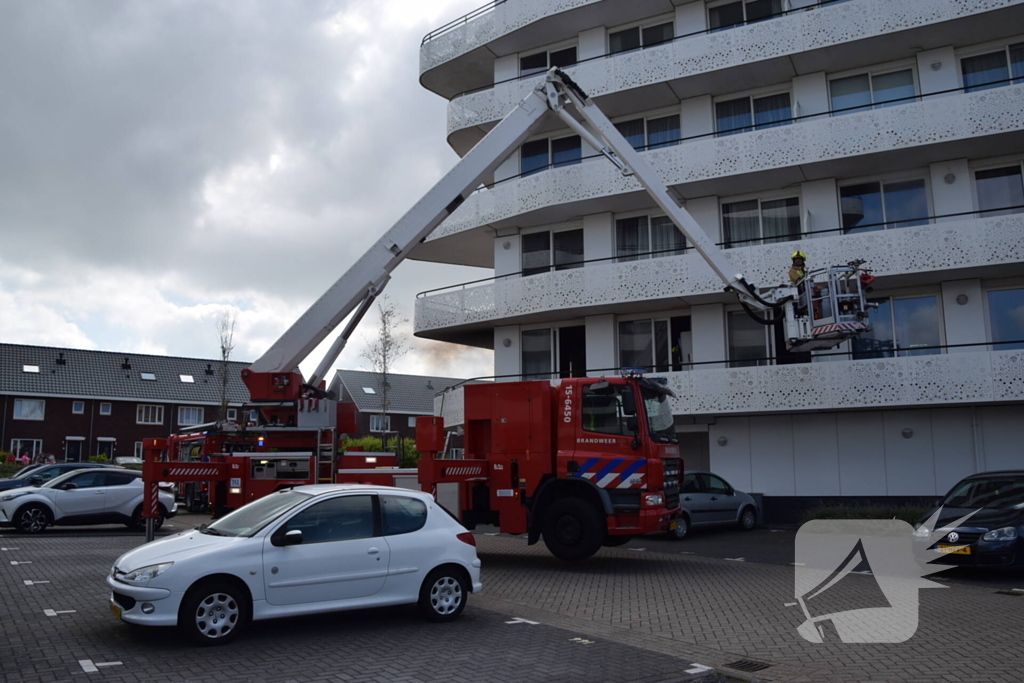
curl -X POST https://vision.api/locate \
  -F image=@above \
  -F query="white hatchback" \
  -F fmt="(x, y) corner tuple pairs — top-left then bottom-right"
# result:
(107, 484), (482, 645)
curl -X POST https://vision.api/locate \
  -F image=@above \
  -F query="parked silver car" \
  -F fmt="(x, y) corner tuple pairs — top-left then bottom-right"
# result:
(669, 472), (758, 539)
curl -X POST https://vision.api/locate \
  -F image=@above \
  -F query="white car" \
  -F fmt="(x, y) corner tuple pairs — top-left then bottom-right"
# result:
(107, 484), (482, 645)
(0, 468), (177, 534)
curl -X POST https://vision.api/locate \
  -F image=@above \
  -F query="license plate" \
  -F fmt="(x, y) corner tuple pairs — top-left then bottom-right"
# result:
(936, 544), (971, 555)
(110, 601), (122, 620)
(669, 520), (678, 531)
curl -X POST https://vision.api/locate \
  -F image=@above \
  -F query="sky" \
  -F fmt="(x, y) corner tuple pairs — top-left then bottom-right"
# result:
(0, 0), (493, 381)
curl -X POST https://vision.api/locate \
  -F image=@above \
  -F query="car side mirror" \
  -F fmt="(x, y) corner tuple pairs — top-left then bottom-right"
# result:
(62, 482), (78, 490)
(621, 389), (636, 416)
(626, 416), (638, 434)
(29, 476), (42, 485)
(281, 529), (303, 546)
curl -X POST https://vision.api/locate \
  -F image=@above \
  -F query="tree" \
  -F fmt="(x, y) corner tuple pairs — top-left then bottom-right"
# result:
(360, 296), (409, 435)
(216, 309), (237, 422)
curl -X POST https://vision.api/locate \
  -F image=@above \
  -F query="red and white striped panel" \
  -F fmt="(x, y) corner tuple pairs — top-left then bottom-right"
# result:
(811, 322), (868, 335)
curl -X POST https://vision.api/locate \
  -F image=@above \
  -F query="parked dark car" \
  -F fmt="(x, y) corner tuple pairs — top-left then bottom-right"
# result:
(915, 470), (1024, 569)
(0, 463), (119, 492)
(668, 471), (759, 539)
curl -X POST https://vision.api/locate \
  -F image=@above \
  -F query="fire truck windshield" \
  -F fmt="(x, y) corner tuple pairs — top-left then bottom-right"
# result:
(641, 387), (677, 444)
(205, 489), (312, 537)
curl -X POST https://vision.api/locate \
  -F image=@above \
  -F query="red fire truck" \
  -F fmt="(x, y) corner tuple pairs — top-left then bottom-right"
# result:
(417, 375), (682, 561)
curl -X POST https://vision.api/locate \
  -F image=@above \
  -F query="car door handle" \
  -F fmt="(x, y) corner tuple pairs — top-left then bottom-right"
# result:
(711, 496), (718, 501)
(683, 497), (691, 501)
(367, 547), (380, 555)
(95, 491), (105, 495)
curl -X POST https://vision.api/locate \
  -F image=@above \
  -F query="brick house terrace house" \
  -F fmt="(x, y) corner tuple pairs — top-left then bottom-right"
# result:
(1, 343), (249, 462)
(330, 369), (465, 440)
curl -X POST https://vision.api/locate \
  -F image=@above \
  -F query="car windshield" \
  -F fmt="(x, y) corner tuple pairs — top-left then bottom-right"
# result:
(641, 387), (677, 444)
(205, 489), (312, 537)
(942, 478), (1024, 510)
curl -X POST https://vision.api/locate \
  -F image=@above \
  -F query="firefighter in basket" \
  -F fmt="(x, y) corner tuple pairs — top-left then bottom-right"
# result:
(788, 251), (807, 285)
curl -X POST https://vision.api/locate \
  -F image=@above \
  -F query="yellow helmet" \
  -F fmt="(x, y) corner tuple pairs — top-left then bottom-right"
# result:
(791, 251), (806, 260)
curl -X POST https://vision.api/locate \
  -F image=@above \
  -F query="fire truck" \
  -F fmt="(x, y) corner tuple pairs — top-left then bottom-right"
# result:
(143, 68), (874, 558)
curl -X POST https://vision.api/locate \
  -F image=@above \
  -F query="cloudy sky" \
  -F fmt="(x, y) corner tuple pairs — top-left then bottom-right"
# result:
(0, 0), (493, 381)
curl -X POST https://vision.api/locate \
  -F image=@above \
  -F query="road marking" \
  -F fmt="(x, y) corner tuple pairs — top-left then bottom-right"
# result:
(679, 551), (693, 555)
(1, 547), (20, 551)
(79, 660), (123, 674)
(725, 557), (745, 562)
(23, 580), (51, 586)
(1012, 588), (1024, 593)
(504, 617), (540, 625)
(791, 562), (806, 566)
(10, 560), (32, 565)
(685, 664), (713, 675)
(569, 637), (595, 645)
(44, 609), (76, 617)
(628, 548), (646, 552)
(852, 570), (873, 575)
(485, 532), (500, 536)
(784, 602), (798, 607)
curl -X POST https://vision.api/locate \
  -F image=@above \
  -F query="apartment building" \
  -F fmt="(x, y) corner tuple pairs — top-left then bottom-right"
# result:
(412, 0), (1024, 520)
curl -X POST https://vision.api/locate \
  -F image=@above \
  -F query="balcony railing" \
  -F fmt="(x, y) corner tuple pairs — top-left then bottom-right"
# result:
(422, 0), (508, 45)
(415, 211), (1024, 332)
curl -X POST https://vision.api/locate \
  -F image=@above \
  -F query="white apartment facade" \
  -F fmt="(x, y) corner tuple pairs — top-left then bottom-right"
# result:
(411, 0), (1024, 521)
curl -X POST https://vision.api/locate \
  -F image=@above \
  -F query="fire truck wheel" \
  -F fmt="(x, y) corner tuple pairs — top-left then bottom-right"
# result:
(13, 504), (50, 534)
(127, 505), (165, 532)
(542, 498), (605, 561)
(666, 513), (689, 540)
(178, 579), (249, 645)
(418, 567), (468, 622)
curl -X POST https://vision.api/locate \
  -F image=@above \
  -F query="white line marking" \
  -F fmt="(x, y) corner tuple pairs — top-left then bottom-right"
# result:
(96, 662), (123, 668)
(504, 617), (540, 625)
(43, 609), (76, 617)
(791, 562), (806, 566)
(784, 602), (798, 607)
(679, 551), (693, 555)
(1012, 588), (1024, 593)
(628, 548), (646, 552)
(10, 560), (32, 565)
(23, 580), (51, 586)
(725, 557), (745, 562)
(852, 570), (873, 575)
(485, 532), (500, 536)
(79, 660), (123, 674)
(1, 547), (20, 551)
(569, 637), (595, 645)
(685, 664), (713, 675)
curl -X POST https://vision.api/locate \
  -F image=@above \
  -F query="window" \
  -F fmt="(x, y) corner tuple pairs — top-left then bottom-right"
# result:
(609, 20), (674, 55)
(619, 319), (671, 372)
(961, 43), (1024, 92)
(839, 179), (928, 233)
(522, 228), (584, 276)
(987, 288), (1024, 351)
(140, 372), (156, 381)
(249, 409), (259, 423)
(99, 402), (111, 416)
(709, 0), (781, 31)
(65, 470), (108, 489)
(851, 296), (942, 359)
(22, 365), (39, 373)
(522, 329), (554, 380)
(134, 441), (144, 458)
(830, 68), (915, 115)
(13, 399), (45, 421)
(715, 93), (791, 136)
(408, 416), (418, 428)
(282, 495), (376, 543)
(615, 114), (681, 150)
(10, 439), (42, 460)
(728, 311), (769, 367)
(520, 135), (581, 177)
(616, 215), (686, 261)
(581, 382), (636, 436)
(705, 474), (732, 495)
(180, 374), (194, 383)
(105, 471), (138, 487)
(975, 164), (1024, 216)
(72, 401), (85, 415)
(361, 387), (376, 394)
(519, 45), (577, 77)
(178, 406), (204, 426)
(722, 196), (801, 247)
(136, 404), (164, 425)
(370, 414), (391, 432)
(382, 495), (428, 535)
(227, 408), (238, 421)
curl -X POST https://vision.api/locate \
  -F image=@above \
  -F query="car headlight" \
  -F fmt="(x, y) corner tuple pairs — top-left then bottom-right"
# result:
(119, 562), (174, 583)
(644, 493), (664, 506)
(982, 527), (1018, 542)
(0, 492), (30, 503)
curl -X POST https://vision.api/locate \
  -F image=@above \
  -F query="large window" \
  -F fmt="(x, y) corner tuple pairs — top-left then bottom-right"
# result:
(521, 229), (584, 277)
(960, 43), (1024, 92)
(519, 45), (577, 77)
(851, 296), (942, 359)
(10, 439), (43, 460)
(722, 196), (801, 247)
(616, 215), (686, 261)
(727, 311), (769, 368)
(178, 406), (204, 426)
(715, 93), (791, 136)
(987, 288), (1024, 351)
(520, 135), (582, 177)
(619, 320), (670, 372)
(381, 495), (428, 536)
(839, 179), (929, 233)
(522, 329), (554, 379)
(282, 495), (376, 544)
(709, 0), (782, 31)
(136, 404), (164, 425)
(615, 114), (680, 150)
(13, 399), (45, 421)
(370, 414), (391, 433)
(608, 20), (674, 55)
(830, 68), (915, 115)
(975, 164), (1024, 216)
(581, 382), (635, 436)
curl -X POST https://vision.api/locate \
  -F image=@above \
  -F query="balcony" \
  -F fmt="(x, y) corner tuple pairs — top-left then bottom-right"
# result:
(415, 212), (1024, 338)
(411, 82), (1024, 267)
(444, 0), (1024, 145)
(433, 348), (1024, 426)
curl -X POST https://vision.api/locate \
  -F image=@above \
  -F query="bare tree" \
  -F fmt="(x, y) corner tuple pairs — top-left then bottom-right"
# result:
(360, 296), (409, 434)
(216, 309), (237, 421)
